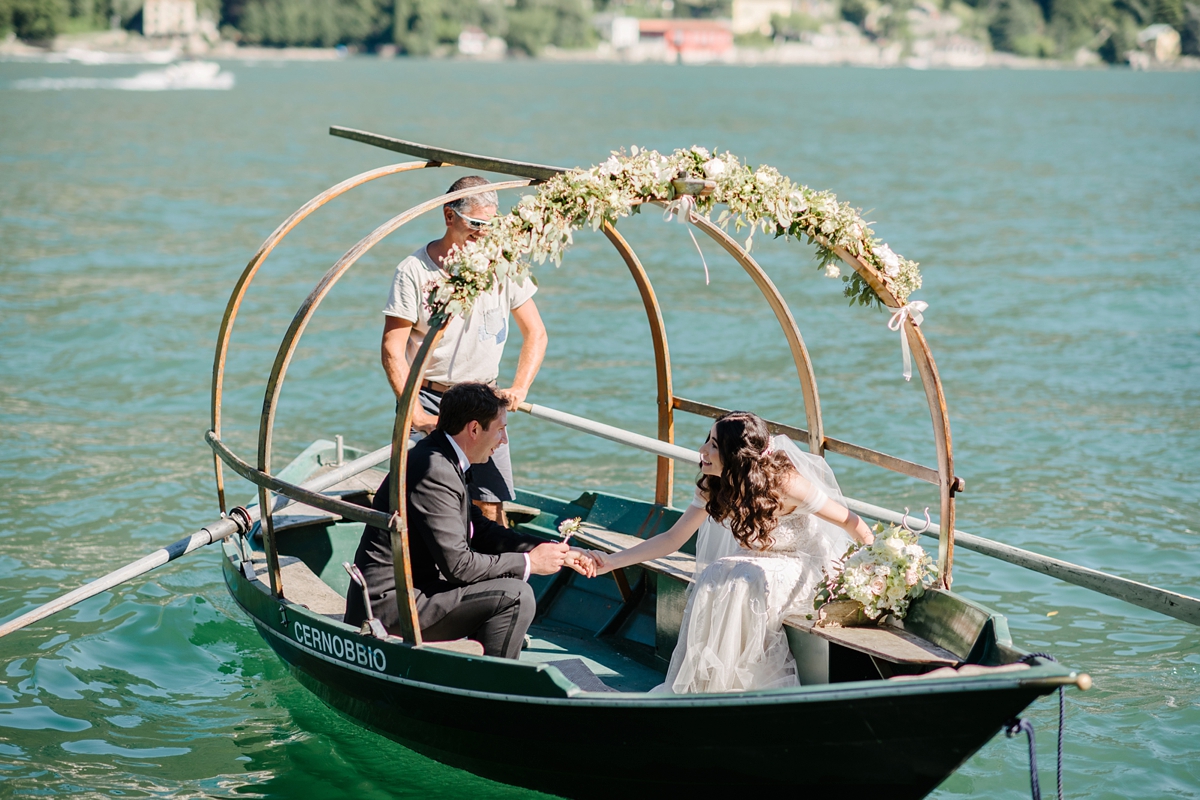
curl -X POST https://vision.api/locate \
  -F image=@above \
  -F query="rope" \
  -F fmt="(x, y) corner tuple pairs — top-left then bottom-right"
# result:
(1005, 652), (1065, 800)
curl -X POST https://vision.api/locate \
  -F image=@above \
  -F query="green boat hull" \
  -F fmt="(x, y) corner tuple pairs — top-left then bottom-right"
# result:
(223, 530), (1064, 796)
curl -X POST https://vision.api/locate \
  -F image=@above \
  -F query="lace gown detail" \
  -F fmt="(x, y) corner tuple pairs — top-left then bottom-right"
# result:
(655, 440), (852, 695)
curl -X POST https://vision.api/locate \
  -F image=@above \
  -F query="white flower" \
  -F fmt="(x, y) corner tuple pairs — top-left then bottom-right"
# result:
(877, 244), (901, 278)
(905, 569), (919, 587)
(755, 168), (778, 188)
(824, 264), (841, 279)
(690, 145), (711, 159)
(702, 158), (726, 179)
(788, 191), (808, 213)
(598, 155), (623, 177)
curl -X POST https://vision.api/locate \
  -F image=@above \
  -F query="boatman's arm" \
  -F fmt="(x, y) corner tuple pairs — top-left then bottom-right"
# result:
(498, 298), (547, 410)
(381, 317), (438, 433)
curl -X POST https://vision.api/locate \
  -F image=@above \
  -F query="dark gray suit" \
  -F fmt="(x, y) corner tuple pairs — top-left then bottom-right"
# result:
(345, 430), (543, 658)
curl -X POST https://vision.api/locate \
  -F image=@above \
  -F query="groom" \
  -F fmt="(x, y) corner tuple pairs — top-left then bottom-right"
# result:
(345, 382), (578, 658)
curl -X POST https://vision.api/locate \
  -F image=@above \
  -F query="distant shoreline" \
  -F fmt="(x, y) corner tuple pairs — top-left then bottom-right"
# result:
(3, 34), (1198, 71)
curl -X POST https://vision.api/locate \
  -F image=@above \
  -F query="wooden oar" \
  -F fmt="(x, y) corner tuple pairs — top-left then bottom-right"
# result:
(518, 402), (1200, 627)
(0, 444), (393, 640)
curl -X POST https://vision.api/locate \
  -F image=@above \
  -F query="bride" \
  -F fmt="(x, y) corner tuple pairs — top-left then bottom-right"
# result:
(583, 411), (874, 694)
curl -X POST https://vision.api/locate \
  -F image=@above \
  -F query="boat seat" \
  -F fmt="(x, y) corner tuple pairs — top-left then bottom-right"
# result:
(254, 555), (347, 617)
(250, 556), (485, 653)
(569, 524), (696, 584)
(784, 617), (960, 667)
(260, 468), (388, 534)
(420, 639), (486, 656)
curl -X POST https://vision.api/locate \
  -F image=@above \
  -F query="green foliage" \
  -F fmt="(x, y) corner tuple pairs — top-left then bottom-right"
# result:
(239, 0), (386, 46)
(1152, 0), (1183, 25)
(1048, 0), (1108, 49)
(392, 0), (478, 53)
(503, 0), (594, 54)
(988, 0), (1056, 54)
(1183, 1), (1200, 53)
(734, 29), (773, 46)
(503, 2), (553, 52)
(7, 0), (65, 38)
(771, 11), (821, 38)
(673, 0), (730, 18)
(841, 0), (875, 25)
(1097, 6), (1139, 58)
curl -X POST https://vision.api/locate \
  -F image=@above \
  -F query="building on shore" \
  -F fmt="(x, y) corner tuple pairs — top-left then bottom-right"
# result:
(142, 0), (197, 37)
(732, 0), (793, 35)
(637, 18), (734, 62)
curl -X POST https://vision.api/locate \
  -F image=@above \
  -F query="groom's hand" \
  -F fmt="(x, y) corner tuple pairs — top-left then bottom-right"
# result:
(528, 542), (571, 575)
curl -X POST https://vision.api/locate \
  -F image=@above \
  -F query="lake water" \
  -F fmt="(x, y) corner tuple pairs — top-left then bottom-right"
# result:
(1, 58), (1198, 798)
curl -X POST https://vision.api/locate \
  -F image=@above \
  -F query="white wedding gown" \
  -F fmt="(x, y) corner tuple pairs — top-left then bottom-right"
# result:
(655, 436), (853, 695)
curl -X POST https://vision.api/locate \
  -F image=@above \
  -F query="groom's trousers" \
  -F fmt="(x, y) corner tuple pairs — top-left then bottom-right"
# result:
(420, 578), (535, 660)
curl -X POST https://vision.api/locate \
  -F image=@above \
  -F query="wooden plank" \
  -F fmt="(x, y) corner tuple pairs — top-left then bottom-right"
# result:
(254, 557), (346, 617)
(330, 127), (566, 181)
(785, 617), (959, 667)
(421, 639), (486, 656)
(671, 396), (942, 486)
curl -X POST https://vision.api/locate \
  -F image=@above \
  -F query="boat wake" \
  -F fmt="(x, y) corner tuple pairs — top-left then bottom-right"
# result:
(13, 61), (234, 91)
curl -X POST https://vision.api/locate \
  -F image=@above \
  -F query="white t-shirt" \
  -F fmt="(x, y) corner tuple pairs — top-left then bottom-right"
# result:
(382, 246), (537, 385)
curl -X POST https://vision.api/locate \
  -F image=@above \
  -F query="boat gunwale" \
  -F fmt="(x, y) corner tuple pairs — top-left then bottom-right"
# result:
(222, 541), (1074, 710)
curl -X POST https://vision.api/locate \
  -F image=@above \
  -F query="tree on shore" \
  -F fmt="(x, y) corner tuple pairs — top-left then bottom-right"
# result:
(3, 0), (66, 39)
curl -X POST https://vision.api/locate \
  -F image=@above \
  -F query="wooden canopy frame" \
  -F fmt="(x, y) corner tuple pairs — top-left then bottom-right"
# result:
(206, 129), (962, 648)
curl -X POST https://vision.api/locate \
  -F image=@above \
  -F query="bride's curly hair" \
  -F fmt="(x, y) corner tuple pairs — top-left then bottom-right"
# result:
(697, 411), (795, 550)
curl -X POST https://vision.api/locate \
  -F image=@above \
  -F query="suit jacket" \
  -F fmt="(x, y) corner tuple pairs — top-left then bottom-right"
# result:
(345, 430), (542, 631)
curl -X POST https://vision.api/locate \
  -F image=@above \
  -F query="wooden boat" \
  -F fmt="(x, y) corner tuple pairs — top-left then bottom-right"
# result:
(202, 131), (1093, 797)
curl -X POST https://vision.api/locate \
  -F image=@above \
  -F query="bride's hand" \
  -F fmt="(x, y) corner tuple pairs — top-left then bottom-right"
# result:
(589, 549), (615, 577)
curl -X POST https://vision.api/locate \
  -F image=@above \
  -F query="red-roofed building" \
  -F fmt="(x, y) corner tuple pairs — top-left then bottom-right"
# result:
(638, 18), (734, 60)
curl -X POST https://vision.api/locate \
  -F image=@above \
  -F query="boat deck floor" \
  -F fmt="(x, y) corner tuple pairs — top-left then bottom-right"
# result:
(521, 621), (664, 693)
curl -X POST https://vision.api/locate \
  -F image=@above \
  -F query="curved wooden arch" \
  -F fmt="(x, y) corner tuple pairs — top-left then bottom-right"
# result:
(253, 180), (533, 597)
(217, 136), (958, 613)
(826, 243), (956, 587)
(387, 319), (448, 645)
(602, 222), (675, 505)
(684, 213), (826, 456)
(209, 161), (436, 513)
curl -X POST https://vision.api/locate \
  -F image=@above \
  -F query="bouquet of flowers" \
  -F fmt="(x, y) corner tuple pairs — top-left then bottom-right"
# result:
(814, 525), (938, 623)
(557, 517), (583, 543)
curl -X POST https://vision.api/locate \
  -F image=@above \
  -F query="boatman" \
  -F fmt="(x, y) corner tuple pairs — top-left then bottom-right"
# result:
(380, 175), (548, 527)
(345, 383), (585, 658)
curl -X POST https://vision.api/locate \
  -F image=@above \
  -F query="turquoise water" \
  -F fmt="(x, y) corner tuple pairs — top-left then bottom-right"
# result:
(1, 59), (1198, 797)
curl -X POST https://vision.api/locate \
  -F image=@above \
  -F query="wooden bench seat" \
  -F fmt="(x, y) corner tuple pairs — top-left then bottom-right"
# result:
(254, 555), (348, 617)
(784, 616), (959, 667)
(250, 555), (483, 654)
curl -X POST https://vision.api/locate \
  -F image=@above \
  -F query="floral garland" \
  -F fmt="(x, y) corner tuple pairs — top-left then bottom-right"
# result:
(429, 146), (921, 318)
